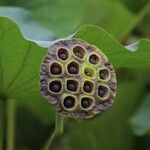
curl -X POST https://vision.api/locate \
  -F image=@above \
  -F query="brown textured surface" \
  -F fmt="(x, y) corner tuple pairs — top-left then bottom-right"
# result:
(39, 38), (117, 119)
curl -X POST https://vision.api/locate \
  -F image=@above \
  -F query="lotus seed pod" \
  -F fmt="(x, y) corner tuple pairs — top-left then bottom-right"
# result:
(40, 38), (117, 119)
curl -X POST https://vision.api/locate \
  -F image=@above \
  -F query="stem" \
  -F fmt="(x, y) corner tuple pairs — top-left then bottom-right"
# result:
(6, 99), (16, 150)
(0, 99), (5, 150)
(45, 112), (64, 150)
(120, 2), (150, 41)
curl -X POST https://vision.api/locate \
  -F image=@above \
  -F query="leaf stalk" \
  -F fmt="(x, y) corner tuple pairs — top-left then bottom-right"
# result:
(45, 112), (64, 150)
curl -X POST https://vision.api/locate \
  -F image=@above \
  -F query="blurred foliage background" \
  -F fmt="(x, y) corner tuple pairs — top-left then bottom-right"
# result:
(0, 0), (150, 150)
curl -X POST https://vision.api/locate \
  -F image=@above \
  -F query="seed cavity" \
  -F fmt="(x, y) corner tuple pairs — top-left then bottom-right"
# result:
(58, 48), (69, 61)
(98, 85), (109, 99)
(67, 79), (78, 92)
(50, 62), (62, 75)
(99, 69), (110, 80)
(73, 46), (86, 59)
(83, 80), (94, 93)
(67, 61), (79, 74)
(49, 80), (62, 93)
(89, 54), (100, 65)
(63, 96), (76, 109)
(84, 67), (95, 77)
(81, 97), (94, 110)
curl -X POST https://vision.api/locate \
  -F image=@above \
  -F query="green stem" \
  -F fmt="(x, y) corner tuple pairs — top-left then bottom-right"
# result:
(6, 99), (16, 150)
(0, 99), (5, 150)
(45, 112), (64, 150)
(120, 2), (150, 41)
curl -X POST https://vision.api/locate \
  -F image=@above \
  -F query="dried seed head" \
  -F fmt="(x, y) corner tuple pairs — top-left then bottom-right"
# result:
(40, 38), (117, 119)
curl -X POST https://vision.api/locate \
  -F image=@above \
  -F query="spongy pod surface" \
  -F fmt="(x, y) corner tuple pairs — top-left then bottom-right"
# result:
(40, 38), (117, 119)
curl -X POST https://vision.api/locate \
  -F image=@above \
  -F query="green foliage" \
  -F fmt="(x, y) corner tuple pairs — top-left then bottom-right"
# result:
(130, 93), (150, 136)
(82, 0), (135, 40)
(0, 100), (4, 150)
(11, 0), (84, 37)
(74, 25), (150, 68)
(117, 0), (149, 12)
(2, 0), (149, 41)
(0, 17), (52, 122)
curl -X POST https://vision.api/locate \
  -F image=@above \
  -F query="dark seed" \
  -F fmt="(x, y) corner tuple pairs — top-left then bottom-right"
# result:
(89, 54), (99, 65)
(51, 84), (60, 92)
(73, 46), (85, 59)
(68, 84), (75, 91)
(50, 62), (62, 75)
(99, 69), (109, 80)
(68, 61), (79, 74)
(98, 86), (108, 98)
(81, 98), (92, 109)
(69, 67), (77, 74)
(64, 96), (75, 109)
(49, 81), (61, 93)
(99, 72), (105, 79)
(67, 80), (78, 92)
(82, 100), (89, 108)
(84, 84), (91, 93)
(58, 48), (69, 60)
(98, 89), (105, 97)
(89, 58), (96, 64)
(52, 67), (60, 74)
(59, 53), (67, 60)
(75, 52), (82, 58)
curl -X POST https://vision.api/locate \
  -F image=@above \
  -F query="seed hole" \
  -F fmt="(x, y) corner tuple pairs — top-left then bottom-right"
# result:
(58, 48), (69, 61)
(49, 80), (62, 93)
(67, 80), (78, 92)
(98, 85), (109, 99)
(89, 54), (100, 65)
(99, 69), (110, 80)
(83, 81), (94, 93)
(81, 97), (94, 109)
(63, 96), (76, 109)
(84, 68), (94, 77)
(73, 46), (85, 59)
(67, 61), (79, 74)
(50, 62), (62, 75)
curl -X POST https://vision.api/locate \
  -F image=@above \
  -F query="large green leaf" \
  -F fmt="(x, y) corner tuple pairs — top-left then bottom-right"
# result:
(74, 25), (150, 68)
(0, 7), (54, 41)
(8, 0), (149, 41)
(130, 93), (150, 136)
(11, 0), (84, 37)
(82, 0), (135, 40)
(0, 17), (46, 92)
(0, 17), (52, 121)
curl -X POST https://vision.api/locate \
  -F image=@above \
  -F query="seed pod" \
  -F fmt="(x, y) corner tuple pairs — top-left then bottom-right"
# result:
(40, 38), (117, 119)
